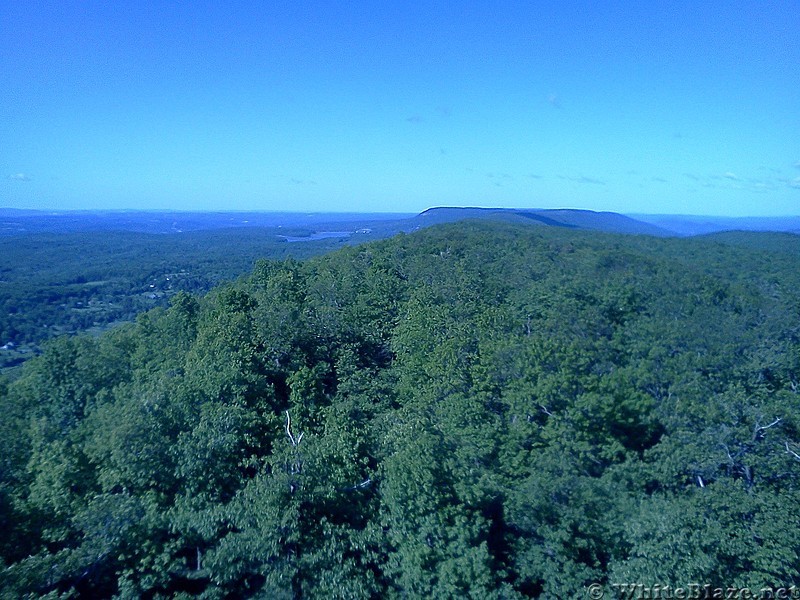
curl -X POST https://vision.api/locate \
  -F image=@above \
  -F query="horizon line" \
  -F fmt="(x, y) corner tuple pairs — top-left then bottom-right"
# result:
(1, 206), (799, 219)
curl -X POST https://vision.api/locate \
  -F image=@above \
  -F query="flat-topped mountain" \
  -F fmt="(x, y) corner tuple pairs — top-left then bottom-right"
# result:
(413, 207), (674, 236)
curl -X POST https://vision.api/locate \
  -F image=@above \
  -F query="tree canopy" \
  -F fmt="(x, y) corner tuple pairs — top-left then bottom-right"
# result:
(2, 221), (799, 598)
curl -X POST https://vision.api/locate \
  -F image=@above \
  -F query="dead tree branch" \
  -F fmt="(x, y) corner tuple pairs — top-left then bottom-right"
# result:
(752, 417), (782, 441)
(285, 410), (304, 447)
(340, 478), (374, 492)
(786, 441), (800, 462)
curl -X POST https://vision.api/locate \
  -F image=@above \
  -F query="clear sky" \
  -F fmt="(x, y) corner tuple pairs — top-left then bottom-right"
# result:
(1, 1), (798, 216)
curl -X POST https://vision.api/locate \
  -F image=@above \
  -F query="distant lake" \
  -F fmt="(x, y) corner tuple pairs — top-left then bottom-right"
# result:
(279, 231), (352, 242)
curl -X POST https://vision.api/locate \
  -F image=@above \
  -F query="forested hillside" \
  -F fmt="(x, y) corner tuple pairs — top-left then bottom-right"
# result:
(1, 221), (799, 598)
(0, 228), (352, 373)
(0, 208), (668, 373)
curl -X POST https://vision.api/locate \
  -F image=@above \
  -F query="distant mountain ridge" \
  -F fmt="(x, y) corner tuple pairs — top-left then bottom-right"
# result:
(1, 207), (798, 238)
(630, 214), (800, 236)
(414, 207), (674, 236)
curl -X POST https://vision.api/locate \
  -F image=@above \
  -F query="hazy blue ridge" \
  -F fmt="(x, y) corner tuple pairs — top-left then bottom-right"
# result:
(630, 214), (800, 236)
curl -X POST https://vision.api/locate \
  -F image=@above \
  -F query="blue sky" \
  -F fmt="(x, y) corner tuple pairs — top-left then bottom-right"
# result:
(1, 1), (798, 216)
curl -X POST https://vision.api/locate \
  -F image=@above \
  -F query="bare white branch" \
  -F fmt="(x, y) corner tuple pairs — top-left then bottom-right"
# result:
(760, 417), (782, 431)
(721, 443), (735, 464)
(340, 478), (373, 492)
(285, 410), (303, 447)
(753, 417), (782, 441)
(786, 441), (800, 462)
